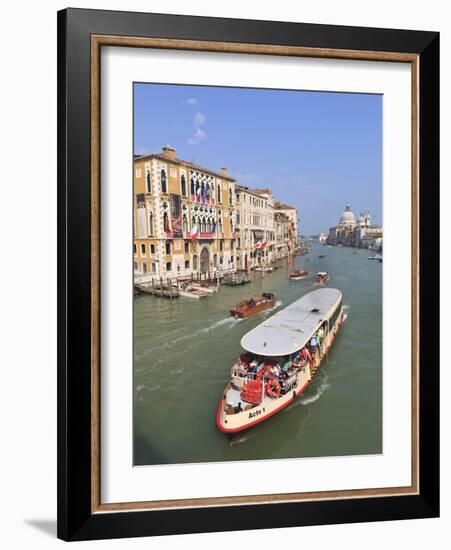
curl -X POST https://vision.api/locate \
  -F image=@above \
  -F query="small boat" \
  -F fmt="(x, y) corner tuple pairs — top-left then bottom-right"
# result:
(216, 288), (344, 433)
(318, 254), (326, 258)
(222, 272), (251, 286)
(177, 283), (209, 299)
(254, 266), (274, 273)
(289, 270), (309, 281)
(353, 249), (358, 254)
(368, 254), (382, 261)
(230, 292), (277, 319)
(315, 271), (330, 284)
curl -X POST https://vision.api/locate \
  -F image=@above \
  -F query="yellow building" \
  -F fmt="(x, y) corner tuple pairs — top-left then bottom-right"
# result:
(133, 146), (237, 279)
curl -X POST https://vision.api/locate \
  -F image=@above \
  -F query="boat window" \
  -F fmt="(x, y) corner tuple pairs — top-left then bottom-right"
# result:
(311, 308), (320, 313)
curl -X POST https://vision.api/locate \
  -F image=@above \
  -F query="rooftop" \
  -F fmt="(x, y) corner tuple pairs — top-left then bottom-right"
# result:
(135, 147), (236, 182)
(274, 201), (296, 210)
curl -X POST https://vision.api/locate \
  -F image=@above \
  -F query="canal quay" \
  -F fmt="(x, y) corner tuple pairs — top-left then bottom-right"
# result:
(133, 244), (382, 466)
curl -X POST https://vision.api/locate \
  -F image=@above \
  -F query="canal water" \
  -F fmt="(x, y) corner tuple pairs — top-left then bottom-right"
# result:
(133, 245), (382, 465)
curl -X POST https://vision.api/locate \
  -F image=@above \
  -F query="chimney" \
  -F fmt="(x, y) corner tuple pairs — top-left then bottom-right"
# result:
(221, 167), (228, 177)
(162, 145), (176, 160)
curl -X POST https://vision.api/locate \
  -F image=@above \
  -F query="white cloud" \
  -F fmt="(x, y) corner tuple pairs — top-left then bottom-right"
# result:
(188, 128), (207, 145)
(194, 112), (206, 128)
(188, 112), (207, 145)
(186, 98), (198, 106)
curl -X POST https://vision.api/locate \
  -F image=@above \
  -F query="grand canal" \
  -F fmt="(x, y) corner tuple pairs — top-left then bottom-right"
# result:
(133, 245), (382, 465)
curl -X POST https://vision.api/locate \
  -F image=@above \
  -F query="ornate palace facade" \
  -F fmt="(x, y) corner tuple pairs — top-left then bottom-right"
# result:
(133, 146), (236, 279)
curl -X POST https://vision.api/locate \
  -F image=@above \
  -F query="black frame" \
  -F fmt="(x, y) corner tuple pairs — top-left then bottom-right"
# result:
(57, 8), (439, 541)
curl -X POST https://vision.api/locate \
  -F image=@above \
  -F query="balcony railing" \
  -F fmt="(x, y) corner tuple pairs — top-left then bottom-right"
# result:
(190, 194), (215, 206)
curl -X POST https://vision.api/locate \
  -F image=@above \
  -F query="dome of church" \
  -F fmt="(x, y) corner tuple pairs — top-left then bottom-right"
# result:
(339, 203), (356, 226)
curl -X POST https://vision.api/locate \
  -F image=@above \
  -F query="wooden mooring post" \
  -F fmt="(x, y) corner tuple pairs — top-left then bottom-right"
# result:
(168, 277), (172, 299)
(160, 277), (163, 298)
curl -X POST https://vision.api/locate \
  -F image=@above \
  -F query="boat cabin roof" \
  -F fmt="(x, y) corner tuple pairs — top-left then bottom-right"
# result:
(240, 288), (342, 356)
(317, 271), (328, 276)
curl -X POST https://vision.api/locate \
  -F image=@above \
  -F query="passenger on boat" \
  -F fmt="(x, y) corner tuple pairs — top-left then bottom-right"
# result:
(310, 335), (320, 351)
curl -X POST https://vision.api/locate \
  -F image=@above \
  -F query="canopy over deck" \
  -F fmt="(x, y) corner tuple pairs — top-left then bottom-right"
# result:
(240, 288), (342, 357)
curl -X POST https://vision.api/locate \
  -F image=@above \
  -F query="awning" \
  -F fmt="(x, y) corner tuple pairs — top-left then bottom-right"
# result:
(253, 230), (264, 240)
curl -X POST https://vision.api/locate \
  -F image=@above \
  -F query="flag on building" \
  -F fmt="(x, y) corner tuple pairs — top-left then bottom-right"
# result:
(190, 224), (199, 242)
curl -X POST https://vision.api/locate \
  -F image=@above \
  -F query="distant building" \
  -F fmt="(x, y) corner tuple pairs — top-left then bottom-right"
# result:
(328, 203), (382, 249)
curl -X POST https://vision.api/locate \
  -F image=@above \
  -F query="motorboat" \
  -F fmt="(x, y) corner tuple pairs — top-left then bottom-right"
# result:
(230, 292), (277, 319)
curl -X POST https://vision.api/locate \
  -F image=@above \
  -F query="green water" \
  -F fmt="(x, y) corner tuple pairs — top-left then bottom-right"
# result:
(133, 245), (382, 465)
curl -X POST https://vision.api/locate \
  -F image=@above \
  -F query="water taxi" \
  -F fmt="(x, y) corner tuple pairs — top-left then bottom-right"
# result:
(216, 288), (344, 433)
(230, 292), (277, 319)
(289, 269), (309, 281)
(315, 271), (330, 284)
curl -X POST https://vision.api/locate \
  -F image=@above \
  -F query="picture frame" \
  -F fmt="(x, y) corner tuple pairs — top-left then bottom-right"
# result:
(57, 7), (439, 541)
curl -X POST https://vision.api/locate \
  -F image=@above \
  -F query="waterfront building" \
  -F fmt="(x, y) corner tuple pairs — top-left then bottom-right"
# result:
(273, 201), (298, 251)
(234, 185), (276, 270)
(133, 146), (236, 279)
(273, 212), (291, 260)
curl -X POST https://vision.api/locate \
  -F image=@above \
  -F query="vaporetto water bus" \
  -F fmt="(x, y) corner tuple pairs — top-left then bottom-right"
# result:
(216, 288), (344, 433)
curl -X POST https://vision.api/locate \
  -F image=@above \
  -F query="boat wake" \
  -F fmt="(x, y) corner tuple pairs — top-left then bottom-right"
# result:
(343, 313), (348, 322)
(137, 317), (241, 358)
(228, 427), (261, 447)
(288, 378), (330, 409)
(343, 304), (351, 310)
(200, 317), (241, 333)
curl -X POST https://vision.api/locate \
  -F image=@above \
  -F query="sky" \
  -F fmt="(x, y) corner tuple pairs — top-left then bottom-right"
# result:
(134, 83), (382, 235)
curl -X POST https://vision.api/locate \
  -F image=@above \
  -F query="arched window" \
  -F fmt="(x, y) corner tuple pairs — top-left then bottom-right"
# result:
(148, 211), (154, 236)
(146, 169), (151, 193)
(161, 169), (167, 193)
(182, 215), (188, 233)
(190, 177), (195, 195)
(217, 183), (221, 203)
(181, 174), (187, 196)
(229, 188), (233, 205)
